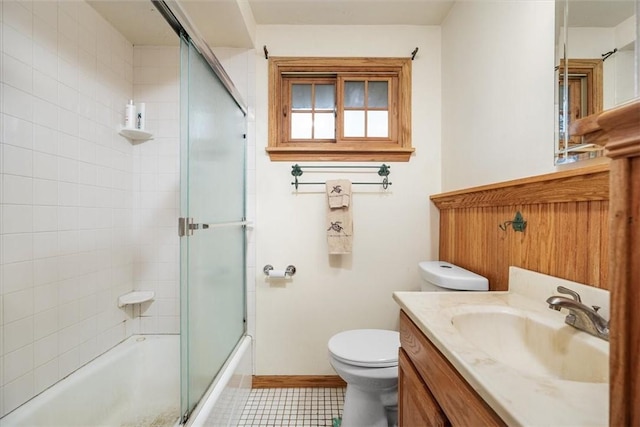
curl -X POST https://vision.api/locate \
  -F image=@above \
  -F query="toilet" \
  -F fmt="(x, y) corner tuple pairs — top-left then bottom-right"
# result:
(328, 261), (488, 427)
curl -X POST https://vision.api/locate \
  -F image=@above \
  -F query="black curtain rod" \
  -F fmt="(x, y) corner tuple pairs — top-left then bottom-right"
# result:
(602, 48), (618, 61)
(262, 45), (419, 60)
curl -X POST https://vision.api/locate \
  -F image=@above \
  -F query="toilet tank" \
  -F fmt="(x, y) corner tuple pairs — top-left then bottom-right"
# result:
(418, 261), (489, 291)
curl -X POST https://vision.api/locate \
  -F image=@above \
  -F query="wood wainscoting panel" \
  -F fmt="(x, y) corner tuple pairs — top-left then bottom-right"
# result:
(432, 165), (609, 290)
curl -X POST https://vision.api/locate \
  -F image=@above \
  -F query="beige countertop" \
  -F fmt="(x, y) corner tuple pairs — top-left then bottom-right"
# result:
(393, 266), (609, 427)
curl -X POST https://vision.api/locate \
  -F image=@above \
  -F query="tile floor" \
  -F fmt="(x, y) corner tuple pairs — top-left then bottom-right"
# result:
(238, 388), (345, 426)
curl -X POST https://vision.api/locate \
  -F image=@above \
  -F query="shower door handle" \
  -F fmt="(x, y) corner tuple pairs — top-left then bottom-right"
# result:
(179, 217), (209, 236)
(178, 217), (194, 236)
(179, 217), (250, 236)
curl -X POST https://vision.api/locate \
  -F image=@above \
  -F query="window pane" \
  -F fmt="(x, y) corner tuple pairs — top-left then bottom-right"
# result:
(344, 110), (365, 137)
(292, 84), (312, 110)
(367, 111), (388, 137)
(315, 84), (335, 109)
(314, 113), (335, 139)
(291, 113), (312, 139)
(344, 81), (365, 108)
(368, 81), (388, 108)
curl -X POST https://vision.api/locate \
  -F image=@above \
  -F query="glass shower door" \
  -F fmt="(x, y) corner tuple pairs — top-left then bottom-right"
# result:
(179, 34), (247, 422)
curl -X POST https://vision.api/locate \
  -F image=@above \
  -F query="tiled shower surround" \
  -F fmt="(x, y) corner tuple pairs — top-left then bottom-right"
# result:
(131, 46), (181, 335)
(0, 1), (182, 416)
(1, 0), (257, 417)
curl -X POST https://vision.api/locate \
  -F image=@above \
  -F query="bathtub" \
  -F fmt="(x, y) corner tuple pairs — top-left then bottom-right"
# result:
(1, 334), (252, 427)
(187, 335), (252, 427)
(2, 335), (179, 426)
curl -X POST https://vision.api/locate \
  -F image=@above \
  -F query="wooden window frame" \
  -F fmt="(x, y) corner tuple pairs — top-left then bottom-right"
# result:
(559, 58), (603, 150)
(339, 76), (395, 142)
(267, 57), (414, 162)
(284, 77), (336, 143)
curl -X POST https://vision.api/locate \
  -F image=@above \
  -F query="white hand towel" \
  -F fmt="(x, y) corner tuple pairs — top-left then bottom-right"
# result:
(327, 206), (353, 254)
(327, 179), (353, 254)
(326, 179), (351, 208)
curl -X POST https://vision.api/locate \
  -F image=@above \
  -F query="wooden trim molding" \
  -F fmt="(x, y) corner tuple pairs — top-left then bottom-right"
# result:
(430, 164), (609, 210)
(570, 98), (640, 156)
(600, 100), (640, 159)
(561, 58), (604, 114)
(264, 146), (415, 162)
(252, 375), (346, 389)
(570, 113), (608, 146)
(593, 98), (640, 427)
(267, 56), (413, 162)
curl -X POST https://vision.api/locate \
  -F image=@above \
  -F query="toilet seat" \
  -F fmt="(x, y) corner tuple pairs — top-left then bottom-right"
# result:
(328, 329), (399, 368)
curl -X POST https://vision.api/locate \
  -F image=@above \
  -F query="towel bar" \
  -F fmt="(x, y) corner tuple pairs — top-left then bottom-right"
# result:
(290, 164), (391, 190)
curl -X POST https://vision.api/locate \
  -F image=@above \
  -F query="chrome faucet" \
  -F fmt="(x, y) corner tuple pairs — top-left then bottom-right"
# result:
(546, 286), (610, 341)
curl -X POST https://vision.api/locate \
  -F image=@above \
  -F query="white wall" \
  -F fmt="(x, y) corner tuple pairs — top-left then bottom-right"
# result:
(254, 25), (441, 375)
(0, 0), (135, 415)
(568, 14), (638, 109)
(441, 1), (556, 191)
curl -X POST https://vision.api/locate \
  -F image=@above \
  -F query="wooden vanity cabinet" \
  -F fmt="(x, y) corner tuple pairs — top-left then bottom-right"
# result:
(398, 310), (506, 427)
(399, 349), (449, 427)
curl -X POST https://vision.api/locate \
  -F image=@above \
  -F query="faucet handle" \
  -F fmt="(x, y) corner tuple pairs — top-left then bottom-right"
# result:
(557, 286), (582, 303)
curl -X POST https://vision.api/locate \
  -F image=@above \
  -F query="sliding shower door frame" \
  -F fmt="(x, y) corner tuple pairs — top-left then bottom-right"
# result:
(153, 1), (249, 424)
(152, 0), (248, 114)
(178, 35), (248, 424)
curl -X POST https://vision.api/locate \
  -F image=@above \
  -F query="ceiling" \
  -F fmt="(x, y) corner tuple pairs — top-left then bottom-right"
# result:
(88, 0), (455, 48)
(248, 0), (455, 25)
(565, 0), (636, 27)
(88, 0), (636, 48)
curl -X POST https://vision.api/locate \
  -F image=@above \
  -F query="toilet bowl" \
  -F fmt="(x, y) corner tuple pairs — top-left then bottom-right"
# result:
(328, 329), (400, 427)
(328, 261), (488, 427)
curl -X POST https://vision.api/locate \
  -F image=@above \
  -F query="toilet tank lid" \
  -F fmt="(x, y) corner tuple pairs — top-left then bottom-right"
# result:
(418, 261), (489, 291)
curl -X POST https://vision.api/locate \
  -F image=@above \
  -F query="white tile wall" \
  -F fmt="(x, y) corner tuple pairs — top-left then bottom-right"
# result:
(131, 46), (180, 335)
(0, 0), (135, 416)
(0, 1), (255, 419)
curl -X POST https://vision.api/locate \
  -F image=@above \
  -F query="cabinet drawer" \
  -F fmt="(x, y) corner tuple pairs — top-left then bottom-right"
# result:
(399, 348), (450, 427)
(400, 311), (505, 427)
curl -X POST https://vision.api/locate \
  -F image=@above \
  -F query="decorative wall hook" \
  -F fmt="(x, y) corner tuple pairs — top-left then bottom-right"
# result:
(499, 211), (527, 232)
(263, 45), (269, 60)
(411, 47), (419, 60)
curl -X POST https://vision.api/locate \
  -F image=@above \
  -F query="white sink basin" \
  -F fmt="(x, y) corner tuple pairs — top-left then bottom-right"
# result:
(394, 267), (610, 426)
(451, 306), (609, 383)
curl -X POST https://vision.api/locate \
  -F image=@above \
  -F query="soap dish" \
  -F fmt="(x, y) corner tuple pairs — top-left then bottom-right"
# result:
(119, 128), (153, 142)
(118, 291), (155, 308)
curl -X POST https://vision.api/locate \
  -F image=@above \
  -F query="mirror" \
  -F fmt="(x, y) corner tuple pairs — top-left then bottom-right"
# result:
(555, 0), (638, 164)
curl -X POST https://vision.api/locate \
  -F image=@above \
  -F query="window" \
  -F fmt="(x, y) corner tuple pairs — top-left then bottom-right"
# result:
(268, 57), (413, 161)
(558, 59), (603, 151)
